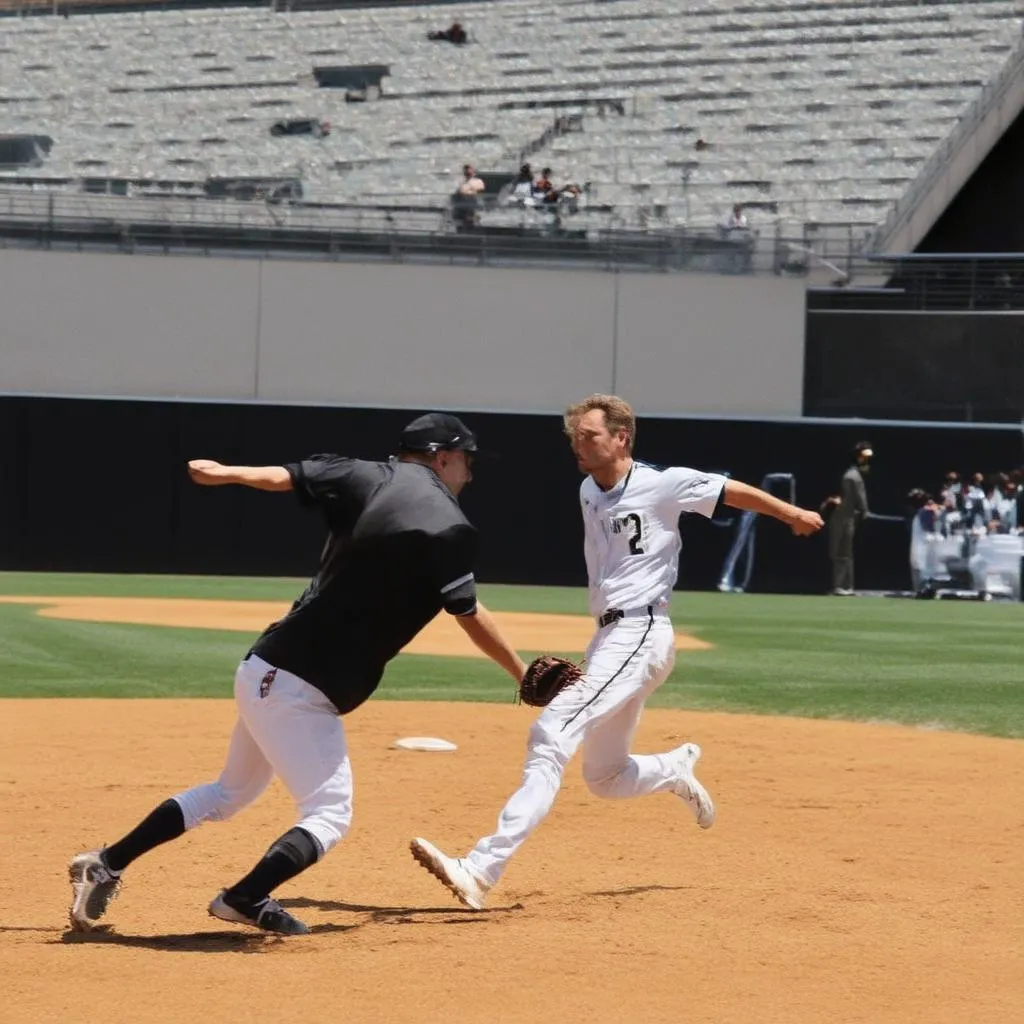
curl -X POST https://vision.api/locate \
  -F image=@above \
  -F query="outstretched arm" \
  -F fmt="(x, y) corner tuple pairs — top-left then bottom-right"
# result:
(723, 479), (823, 536)
(456, 602), (527, 683)
(187, 460), (292, 491)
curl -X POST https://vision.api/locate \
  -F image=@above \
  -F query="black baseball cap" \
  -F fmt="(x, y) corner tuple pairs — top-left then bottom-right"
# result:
(399, 412), (487, 456)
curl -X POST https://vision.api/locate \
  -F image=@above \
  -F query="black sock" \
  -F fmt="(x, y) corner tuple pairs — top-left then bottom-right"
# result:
(225, 827), (321, 904)
(103, 799), (186, 873)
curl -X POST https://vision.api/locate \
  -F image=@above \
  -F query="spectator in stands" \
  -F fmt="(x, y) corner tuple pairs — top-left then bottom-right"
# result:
(550, 182), (583, 220)
(512, 164), (534, 198)
(453, 164), (485, 230)
(458, 164), (485, 197)
(534, 167), (558, 203)
(719, 203), (749, 233)
(428, 21), (468, 45)
(695, 136), (710, 152)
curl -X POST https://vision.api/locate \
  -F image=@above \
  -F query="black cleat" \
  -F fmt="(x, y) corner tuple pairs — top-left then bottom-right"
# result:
(208, 891), (310, 935)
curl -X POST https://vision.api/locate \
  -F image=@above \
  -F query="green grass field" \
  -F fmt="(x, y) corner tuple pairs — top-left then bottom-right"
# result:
(1, 572), (1022, 738)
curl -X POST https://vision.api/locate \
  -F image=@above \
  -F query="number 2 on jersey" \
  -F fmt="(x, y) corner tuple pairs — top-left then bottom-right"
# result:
(625, 513), (644, 555)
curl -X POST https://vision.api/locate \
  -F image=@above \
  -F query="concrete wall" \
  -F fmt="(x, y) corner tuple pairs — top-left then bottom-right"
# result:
(615, 273), (805, 416)
(0, 249), (260, 398)
(0, 247), (806, 415)
(256, 261), (617, 409)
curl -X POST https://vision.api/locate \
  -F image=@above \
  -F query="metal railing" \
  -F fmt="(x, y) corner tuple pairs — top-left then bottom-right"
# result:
(869, 38), (1024, 253)
(858, 254), (1024, 310)
(0, 188), (447, 234)
(0, 185), (883, 279)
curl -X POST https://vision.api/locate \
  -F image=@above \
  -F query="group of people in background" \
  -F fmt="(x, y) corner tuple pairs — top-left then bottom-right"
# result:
(453, 161), (585, 229)
(823, 444), (1023, 598)
(508, 163), (583, 206)
(908, 469), (1023, 542)
(907, 468), (1023, 596)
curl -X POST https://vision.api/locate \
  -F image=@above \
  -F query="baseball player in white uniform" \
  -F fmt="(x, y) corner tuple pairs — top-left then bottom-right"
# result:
(411, 394), (823, 908)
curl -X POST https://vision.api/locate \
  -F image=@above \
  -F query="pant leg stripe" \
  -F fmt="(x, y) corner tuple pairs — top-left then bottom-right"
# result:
(560, 611), (654, 732)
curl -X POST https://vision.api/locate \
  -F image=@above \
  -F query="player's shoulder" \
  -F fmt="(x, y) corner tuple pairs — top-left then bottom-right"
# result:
(632, 459), (669, 477)
(633, 460), (686, 489)
(656, 462), (713, 481)
(295, 453), (380, 482)
(308, 454), (383, 474)
(624, 461), (681, 506)
(639, 461), (722, 498)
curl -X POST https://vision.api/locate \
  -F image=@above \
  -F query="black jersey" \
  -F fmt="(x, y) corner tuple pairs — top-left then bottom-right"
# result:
(251, 456), (478, 713)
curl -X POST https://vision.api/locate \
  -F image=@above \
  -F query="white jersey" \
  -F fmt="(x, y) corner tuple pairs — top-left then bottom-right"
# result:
(910, 507), (940, 576)
(580, 461), (727, 617)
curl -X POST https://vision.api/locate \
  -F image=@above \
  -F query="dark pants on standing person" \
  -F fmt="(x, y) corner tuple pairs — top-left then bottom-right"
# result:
(829, 516), (856, 591)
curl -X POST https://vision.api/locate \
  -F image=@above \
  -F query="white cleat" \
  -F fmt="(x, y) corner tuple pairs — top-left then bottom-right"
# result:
(68, 850), (122, 932)
(671, 743), (716, 829)
(409, 837), (491, 910)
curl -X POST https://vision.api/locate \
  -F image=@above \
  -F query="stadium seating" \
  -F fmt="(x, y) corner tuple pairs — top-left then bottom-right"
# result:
(0, 0), (1021, 228)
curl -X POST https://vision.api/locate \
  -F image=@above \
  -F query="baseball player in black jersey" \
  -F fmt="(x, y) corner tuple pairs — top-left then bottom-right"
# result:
(68, 413), (526, 935)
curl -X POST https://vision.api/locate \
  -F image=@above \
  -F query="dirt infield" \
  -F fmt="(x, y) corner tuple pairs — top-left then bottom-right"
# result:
(1, 700), (1021, 1024)
(0, 596), (713, 654)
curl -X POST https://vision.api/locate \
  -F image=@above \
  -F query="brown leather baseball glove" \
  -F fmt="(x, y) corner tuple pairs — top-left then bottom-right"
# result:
(518, 656), (583, 707)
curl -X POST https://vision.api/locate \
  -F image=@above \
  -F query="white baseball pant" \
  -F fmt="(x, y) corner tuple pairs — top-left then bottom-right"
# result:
(467, 611), (678, 885)
(173, 654), (352, 855)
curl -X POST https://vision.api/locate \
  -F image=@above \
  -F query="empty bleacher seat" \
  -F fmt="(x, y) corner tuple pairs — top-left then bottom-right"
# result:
(0, 0), (1019, 228)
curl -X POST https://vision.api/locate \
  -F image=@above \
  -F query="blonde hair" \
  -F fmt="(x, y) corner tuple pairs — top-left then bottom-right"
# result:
(563, 394), (636, 451)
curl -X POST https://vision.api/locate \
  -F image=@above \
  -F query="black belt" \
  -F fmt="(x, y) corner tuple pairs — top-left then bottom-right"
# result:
(597, 605), (654, 628)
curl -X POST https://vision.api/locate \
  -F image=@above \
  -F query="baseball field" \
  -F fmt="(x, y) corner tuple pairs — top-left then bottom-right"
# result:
(1, 571), (1022, 1024)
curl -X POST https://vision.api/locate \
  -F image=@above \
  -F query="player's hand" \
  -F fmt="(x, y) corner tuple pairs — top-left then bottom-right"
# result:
(788, 507), (825, 536)
(187, 459), (230, 485)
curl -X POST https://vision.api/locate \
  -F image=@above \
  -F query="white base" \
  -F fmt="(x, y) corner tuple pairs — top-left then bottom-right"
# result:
(391, 736), (458, 752)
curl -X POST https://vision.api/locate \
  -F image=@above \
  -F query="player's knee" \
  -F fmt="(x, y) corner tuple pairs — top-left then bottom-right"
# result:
(295, 776), (352, 856)
(582, 761), (631, 799)
(525, 719), (572, 782)
(295, 804), (350, 855)
(527, 716), (567, 758)
(173, 779), (258, 829)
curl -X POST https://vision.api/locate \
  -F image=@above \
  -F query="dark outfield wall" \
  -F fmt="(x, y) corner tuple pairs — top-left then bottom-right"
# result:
(805, 310), (1024, 423)
(1, 396), (1020, 594)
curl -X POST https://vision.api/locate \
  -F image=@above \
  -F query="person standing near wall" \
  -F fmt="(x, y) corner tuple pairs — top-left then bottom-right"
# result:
(827, 441), (873, 595)
(907, 488), (942, 593)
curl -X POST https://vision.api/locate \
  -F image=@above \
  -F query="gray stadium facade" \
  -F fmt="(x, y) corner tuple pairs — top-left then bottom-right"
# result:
(1, 0), (1023, 593)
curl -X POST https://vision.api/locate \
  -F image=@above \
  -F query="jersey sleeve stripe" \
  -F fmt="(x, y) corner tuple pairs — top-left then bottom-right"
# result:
(440, 572), (475, 595)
